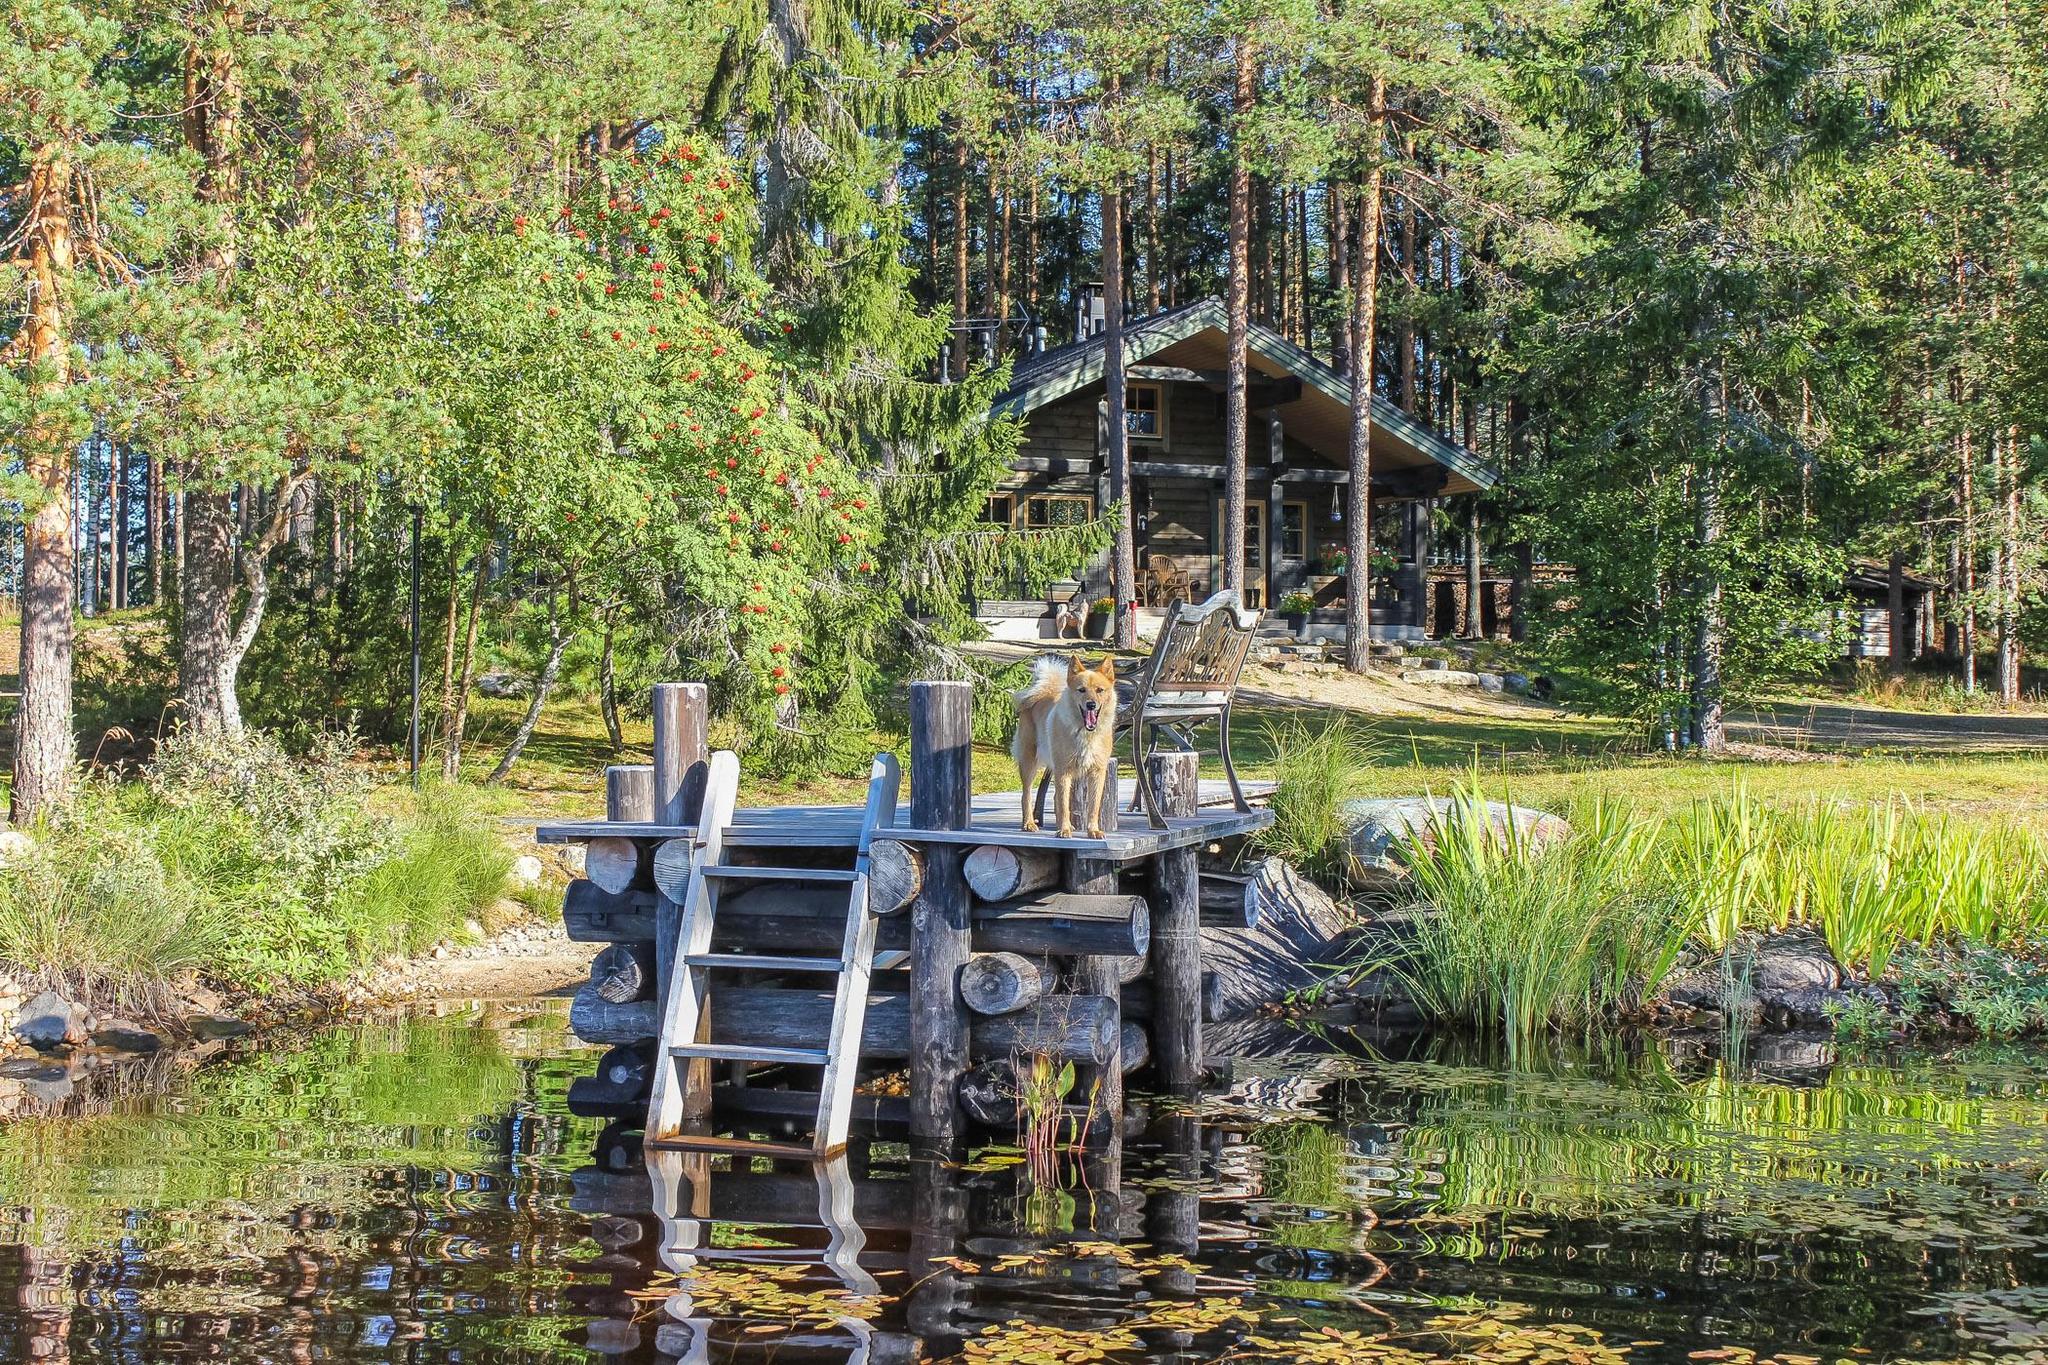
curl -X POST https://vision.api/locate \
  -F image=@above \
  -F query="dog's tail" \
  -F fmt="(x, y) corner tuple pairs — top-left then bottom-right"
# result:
(1012, 654), (1066, 709)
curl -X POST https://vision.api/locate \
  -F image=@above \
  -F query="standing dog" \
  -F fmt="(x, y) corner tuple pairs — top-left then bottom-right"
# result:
(1013, 654), (1118, 839)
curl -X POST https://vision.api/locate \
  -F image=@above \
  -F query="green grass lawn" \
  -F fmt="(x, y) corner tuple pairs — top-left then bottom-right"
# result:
(441, 685), (2048, 832)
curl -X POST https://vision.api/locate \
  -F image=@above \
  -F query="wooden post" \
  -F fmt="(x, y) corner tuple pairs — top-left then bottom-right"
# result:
(645, 683), (708, 1120)
(908, 680), (973, 1150)
(651, 683), (710, 824)
(648, 683), (709, 1010)
(605, 765), (656, 822)
(1146, 750), (1202, 1090)
(1067, 759), (1123, 1149)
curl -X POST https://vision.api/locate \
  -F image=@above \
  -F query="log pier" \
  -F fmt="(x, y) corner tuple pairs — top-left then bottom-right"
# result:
(537, 677), (1276, 1161)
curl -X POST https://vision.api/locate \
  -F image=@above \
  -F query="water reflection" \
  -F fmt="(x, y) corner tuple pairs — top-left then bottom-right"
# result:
(0, 1004), (2046, 1361)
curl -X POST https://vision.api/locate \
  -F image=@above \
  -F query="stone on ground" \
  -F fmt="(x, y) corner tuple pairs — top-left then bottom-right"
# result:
(14, 991), (92, 1050)
(1340, 797), (1572, 886)
(1399, 668), (1482, 687)
(92, 1019), (165, 1053)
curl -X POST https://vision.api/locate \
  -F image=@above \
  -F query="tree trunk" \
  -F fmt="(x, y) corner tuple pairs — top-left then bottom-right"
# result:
(598, 618), (624, 754)
(1959, 421), (1977, 692)
(1996, 424), (2022, 705)
(441, 552), (490, 780)
(147, 455), (164, 605)
(1465, 498), (1484, 640)
(1103, 150), (1137, 650)
(486, 597), (571, 784)
(1343, 84), (1386, 675)
(952, 135), (970, 378)
(1888, 551), (1909, 678)
(176, 2), (247, 735)
(109, 448), (127, 611)
(1223, 37), (1255, 598)
(1690, 418), (1727, 751)
(14, 147), (79, 821)
(1328, 182), (1350, 367)
(179, 489), (241, 732)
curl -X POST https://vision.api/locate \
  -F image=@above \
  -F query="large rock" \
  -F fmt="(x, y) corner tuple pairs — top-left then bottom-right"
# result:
(13, 991), (91, 1050)
(1201, 858), (1360, 1020)
(0, 829), (35, 869)
(1339, 797), (1572, 886)
(92, 1020), (165, 1053)
(1401, 668), (1483, 687)
(1659, 929), (1848, 1027)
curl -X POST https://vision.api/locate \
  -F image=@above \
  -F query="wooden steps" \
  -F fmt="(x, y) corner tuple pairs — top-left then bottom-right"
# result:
(644, 752), (900, 1159)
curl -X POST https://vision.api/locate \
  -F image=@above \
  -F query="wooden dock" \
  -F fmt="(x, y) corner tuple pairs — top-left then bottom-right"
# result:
(536, 778), (1274, 856)
(542, 678), (1276, 1164)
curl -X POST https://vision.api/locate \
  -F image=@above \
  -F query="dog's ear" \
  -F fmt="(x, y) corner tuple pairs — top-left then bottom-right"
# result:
(1067, 656), (1084, 684)
(1100, 657), (1116, 683)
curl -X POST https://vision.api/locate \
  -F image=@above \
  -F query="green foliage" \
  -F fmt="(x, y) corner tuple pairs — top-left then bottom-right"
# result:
(1385, 785), (1691, 1056)
(0, 729), (511, 1005)
(1895, 941), (2048, 1040)
(1252, 718), (1376, 886)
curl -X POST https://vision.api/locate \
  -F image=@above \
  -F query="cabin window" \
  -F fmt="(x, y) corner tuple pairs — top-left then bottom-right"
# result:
(985, 493), (1016, 526)
(1023, 493), (1095, 528)
(1280, 501), (1310, 560)
(1124, 383), (1165, 440)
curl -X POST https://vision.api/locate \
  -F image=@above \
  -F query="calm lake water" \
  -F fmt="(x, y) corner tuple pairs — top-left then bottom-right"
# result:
(3, 1001), (2047, 1362)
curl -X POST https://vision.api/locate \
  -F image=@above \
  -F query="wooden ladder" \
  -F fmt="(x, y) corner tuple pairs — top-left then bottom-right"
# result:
(645, 751), (900, 1158)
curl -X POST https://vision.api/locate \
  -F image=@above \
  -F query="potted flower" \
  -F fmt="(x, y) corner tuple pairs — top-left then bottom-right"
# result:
(1325, 549), (1348, 579)
(1278, 591), (1317, 636)
(1085, 596), (1116, 640)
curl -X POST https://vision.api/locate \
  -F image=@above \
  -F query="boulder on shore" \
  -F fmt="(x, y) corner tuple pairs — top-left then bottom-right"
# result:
(1201, 858), (1359, 1020)
(14, 991), (92, 1051)
(1338, 797), (1571, 887)
(1660, 928), (1851, 1025)
(92, 1020), (165, 1053)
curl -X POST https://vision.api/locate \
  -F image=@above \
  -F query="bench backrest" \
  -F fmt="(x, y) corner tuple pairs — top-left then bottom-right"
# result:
(1140, 590), (1259, 706)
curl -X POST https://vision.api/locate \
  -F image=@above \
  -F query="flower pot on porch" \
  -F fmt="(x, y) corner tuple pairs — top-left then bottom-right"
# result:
(1084, 612), (1114, 641)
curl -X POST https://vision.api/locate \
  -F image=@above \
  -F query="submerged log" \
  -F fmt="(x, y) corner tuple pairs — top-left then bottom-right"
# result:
(568, 1043), (656, 1116)
(868, 839), (923, 915)
(563, 880), (658, 943)
(591, 942), (656, 1004)
(973, 893), (1149, 957)
(1121, 973), (1225, 1024)
(963, 845), (1063, 902)
(1201, 857), (1359, 1021)
(1120, 1021), (1150, 1074)
(568, 983), (1117, 1063)
(959, 952), (1054, 1015)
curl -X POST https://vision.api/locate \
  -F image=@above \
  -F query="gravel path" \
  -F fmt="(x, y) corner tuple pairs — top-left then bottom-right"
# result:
(1730, 701), (2048, 753)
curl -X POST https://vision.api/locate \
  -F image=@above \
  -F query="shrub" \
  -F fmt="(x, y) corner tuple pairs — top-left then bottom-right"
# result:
(0, 728), (514, 1007)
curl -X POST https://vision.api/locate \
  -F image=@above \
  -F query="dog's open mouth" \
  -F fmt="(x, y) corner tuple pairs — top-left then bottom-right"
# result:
(1083, 709), (1099, 731)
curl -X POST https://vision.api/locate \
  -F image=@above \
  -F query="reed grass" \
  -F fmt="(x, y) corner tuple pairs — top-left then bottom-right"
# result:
(1254, 717), (1377, 885)
(1378, 775), (2048, 1046)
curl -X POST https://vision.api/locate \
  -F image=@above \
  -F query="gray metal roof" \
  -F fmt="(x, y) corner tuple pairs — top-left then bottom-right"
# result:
(992, 297), (1498, 492)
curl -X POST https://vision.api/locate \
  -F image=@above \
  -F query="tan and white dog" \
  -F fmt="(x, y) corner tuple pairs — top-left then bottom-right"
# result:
(1013, 654), (1118, 839)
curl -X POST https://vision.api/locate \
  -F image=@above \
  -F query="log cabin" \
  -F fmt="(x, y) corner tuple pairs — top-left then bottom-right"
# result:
(974, 296), (1497, 643)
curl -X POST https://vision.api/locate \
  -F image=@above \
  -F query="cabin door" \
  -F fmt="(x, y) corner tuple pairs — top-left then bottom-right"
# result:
(1214, 496), (1268, 608)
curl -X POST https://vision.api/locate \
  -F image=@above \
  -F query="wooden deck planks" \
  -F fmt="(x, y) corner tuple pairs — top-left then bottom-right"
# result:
(537, 778), (1273, 858)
